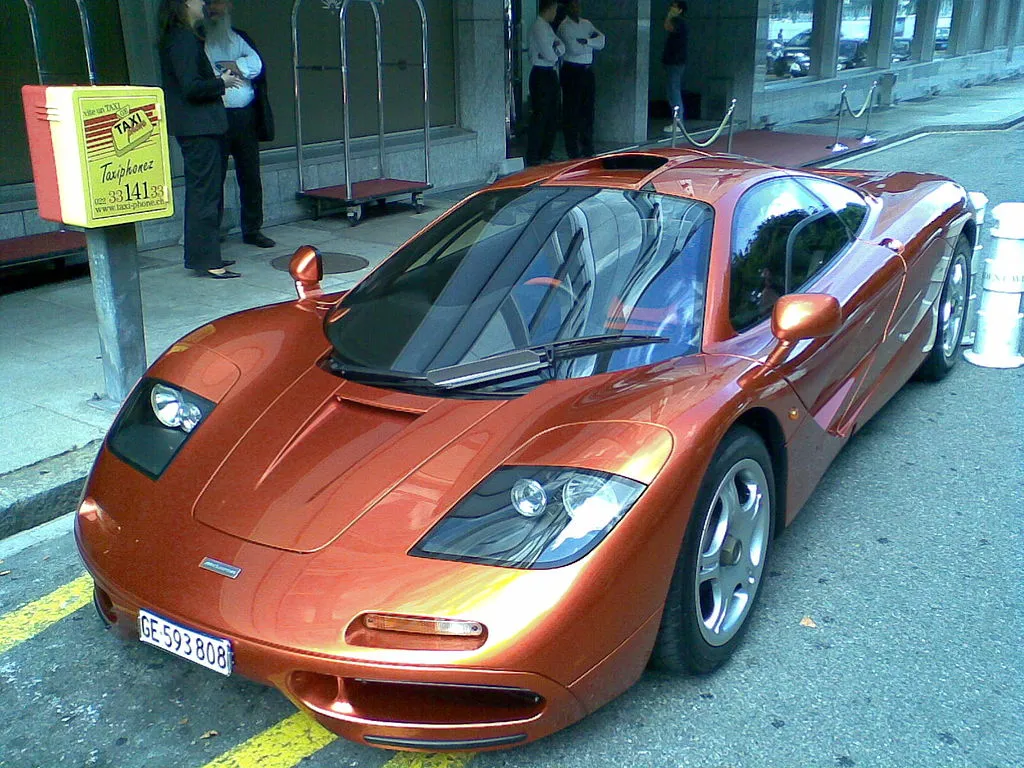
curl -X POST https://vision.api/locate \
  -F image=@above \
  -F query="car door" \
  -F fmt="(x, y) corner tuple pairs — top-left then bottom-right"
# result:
(796, 176), (908, 433)
(727, 177), (905, 436)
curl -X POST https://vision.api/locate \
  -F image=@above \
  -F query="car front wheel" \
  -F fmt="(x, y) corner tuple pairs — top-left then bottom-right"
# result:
(652, 426), (775, 673)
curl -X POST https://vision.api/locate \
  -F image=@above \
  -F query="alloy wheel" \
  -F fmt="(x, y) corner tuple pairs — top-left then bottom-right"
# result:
(941, 251), (969, 359)
(693, 458), (771, 646)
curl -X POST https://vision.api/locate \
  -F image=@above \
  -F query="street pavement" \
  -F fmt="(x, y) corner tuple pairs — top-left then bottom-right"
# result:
(1, 85), (1023, 768)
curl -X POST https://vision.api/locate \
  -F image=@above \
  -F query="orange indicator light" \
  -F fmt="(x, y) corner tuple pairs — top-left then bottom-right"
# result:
(362, 613), (485, 637)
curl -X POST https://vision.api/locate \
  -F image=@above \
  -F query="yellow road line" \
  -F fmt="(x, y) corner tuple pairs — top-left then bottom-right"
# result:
(382, 753), (474, 768)
(201, 712), (337, 768)
(0, 573), (93, 654)
(199, 708), (474, 768)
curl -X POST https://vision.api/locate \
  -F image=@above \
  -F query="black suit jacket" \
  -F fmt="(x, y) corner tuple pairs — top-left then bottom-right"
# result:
(234, 27), (275, 142)
(160, 26), (228, 137)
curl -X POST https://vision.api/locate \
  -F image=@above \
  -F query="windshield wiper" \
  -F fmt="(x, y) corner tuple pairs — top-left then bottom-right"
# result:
(425, 334), (669, 390)
(327, 357), (432, 387)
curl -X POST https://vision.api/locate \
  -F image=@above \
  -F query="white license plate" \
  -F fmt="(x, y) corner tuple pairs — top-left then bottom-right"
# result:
(138, 609), (233, 676)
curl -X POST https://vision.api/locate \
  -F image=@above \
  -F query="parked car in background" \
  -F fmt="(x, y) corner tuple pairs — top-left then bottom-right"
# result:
(837, 38), (868, 70)
(891, 37), (913, 63)
(770, 30), (812, 77)
(935, 27), (950, 51)
(770, 33), (866, 76)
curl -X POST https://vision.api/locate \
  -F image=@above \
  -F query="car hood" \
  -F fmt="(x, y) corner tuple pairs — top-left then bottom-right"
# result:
(192, 367), (505, 553)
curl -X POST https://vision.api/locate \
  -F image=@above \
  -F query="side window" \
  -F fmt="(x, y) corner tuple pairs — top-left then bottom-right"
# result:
(786, 209), (852, 290)
(798, 177), (869, 237)
(729, 179), (823, 331)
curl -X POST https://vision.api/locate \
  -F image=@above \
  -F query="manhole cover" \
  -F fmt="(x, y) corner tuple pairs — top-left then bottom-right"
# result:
(270, 251), (370, 274)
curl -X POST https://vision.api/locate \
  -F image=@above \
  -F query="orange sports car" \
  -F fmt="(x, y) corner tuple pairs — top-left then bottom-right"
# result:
(76, 149), (974, 751)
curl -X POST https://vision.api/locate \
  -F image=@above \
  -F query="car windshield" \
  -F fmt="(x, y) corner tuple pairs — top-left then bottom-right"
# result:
(325, 186), (713, 394)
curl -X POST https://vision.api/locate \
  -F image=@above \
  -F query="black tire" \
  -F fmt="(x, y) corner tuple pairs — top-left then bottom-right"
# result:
(652, 426), (776, 674)
(915, 234), (971, 382)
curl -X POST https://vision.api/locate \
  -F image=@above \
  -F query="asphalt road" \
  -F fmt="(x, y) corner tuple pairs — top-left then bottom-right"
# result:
(0, 128), (1022, 768)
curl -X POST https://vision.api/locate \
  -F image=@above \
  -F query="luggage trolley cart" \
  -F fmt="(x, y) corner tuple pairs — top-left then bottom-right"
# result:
(291, 0), (432, 224)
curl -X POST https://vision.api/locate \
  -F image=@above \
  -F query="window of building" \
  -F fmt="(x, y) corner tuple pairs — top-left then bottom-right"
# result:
(839, 0), (874, 71)
(892, 0), (917, 65)
(729, 179), (855, 331)
(766, 0), (815, 81)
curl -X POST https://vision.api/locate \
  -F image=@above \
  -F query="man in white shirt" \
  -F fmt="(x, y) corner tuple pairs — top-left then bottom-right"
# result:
(205, 0), (275, 248)
(526, 0), (565, 166)
(557, 0), (605, 159)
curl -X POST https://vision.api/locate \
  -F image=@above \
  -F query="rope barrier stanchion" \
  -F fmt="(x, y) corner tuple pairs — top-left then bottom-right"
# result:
(860, 81), (878, 145)
(668, 100), (738, 151)
(727, 98), (736, 154)
(827, 85), (849, 153)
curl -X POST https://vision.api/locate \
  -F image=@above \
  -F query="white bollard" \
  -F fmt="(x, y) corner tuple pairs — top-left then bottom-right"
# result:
(961, 191), (988, 346)
(964, 202), (1024, 369)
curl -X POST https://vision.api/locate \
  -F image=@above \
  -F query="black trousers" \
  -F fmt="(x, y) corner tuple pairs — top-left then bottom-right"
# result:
(526, 66), (560, 165)
(560, 62), (596, 159)
(222, 105), (264, 237)
(177, 134), (226, 271)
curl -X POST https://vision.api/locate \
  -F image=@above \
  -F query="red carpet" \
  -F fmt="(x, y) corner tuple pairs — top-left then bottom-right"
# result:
(703, 130), (858, 168)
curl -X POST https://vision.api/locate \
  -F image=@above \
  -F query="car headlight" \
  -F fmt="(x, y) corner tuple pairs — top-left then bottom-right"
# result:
(107, 378), (214, 479)
(410, 466), (645, 570)
(150, 383), (205, 432)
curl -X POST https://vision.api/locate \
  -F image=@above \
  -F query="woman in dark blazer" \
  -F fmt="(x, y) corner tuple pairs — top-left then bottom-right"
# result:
(159, 0), (243, 278)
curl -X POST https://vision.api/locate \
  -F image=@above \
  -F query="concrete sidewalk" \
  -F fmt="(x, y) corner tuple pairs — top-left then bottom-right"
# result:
(2, 75), (1023, 540)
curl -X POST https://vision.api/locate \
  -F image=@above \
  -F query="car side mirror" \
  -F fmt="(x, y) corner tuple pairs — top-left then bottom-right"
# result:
(765, 293), (842, 367)
(289, 245), (323, 299)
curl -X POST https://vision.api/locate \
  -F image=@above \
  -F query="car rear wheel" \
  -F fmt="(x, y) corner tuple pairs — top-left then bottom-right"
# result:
(652, 426), (775, 674)
(915, 235), (971, 381)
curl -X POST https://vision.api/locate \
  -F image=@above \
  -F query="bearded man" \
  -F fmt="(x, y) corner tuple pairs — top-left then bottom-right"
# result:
(204, 0), (275, 248)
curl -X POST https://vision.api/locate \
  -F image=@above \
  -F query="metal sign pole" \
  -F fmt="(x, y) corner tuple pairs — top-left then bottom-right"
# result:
(85, 223), (147, 408)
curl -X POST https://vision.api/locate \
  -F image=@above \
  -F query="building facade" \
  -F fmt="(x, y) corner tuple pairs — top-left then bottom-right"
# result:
(0, 0), (1020, 252)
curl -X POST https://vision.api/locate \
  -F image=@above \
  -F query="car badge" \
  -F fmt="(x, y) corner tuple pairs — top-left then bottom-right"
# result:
(199, 557), (242, 579)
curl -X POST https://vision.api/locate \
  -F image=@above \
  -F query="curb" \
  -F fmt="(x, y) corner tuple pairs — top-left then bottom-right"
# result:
(805, 111), (1024, 167)
(0, 440), (100, 541)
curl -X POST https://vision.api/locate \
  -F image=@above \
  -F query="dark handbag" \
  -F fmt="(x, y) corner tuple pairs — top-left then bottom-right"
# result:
(252, 77), (274, 142)
(235, 27), (275, 142)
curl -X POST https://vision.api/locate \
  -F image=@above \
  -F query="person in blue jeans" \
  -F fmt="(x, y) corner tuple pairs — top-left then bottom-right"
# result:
(662, 0), (688, 132)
